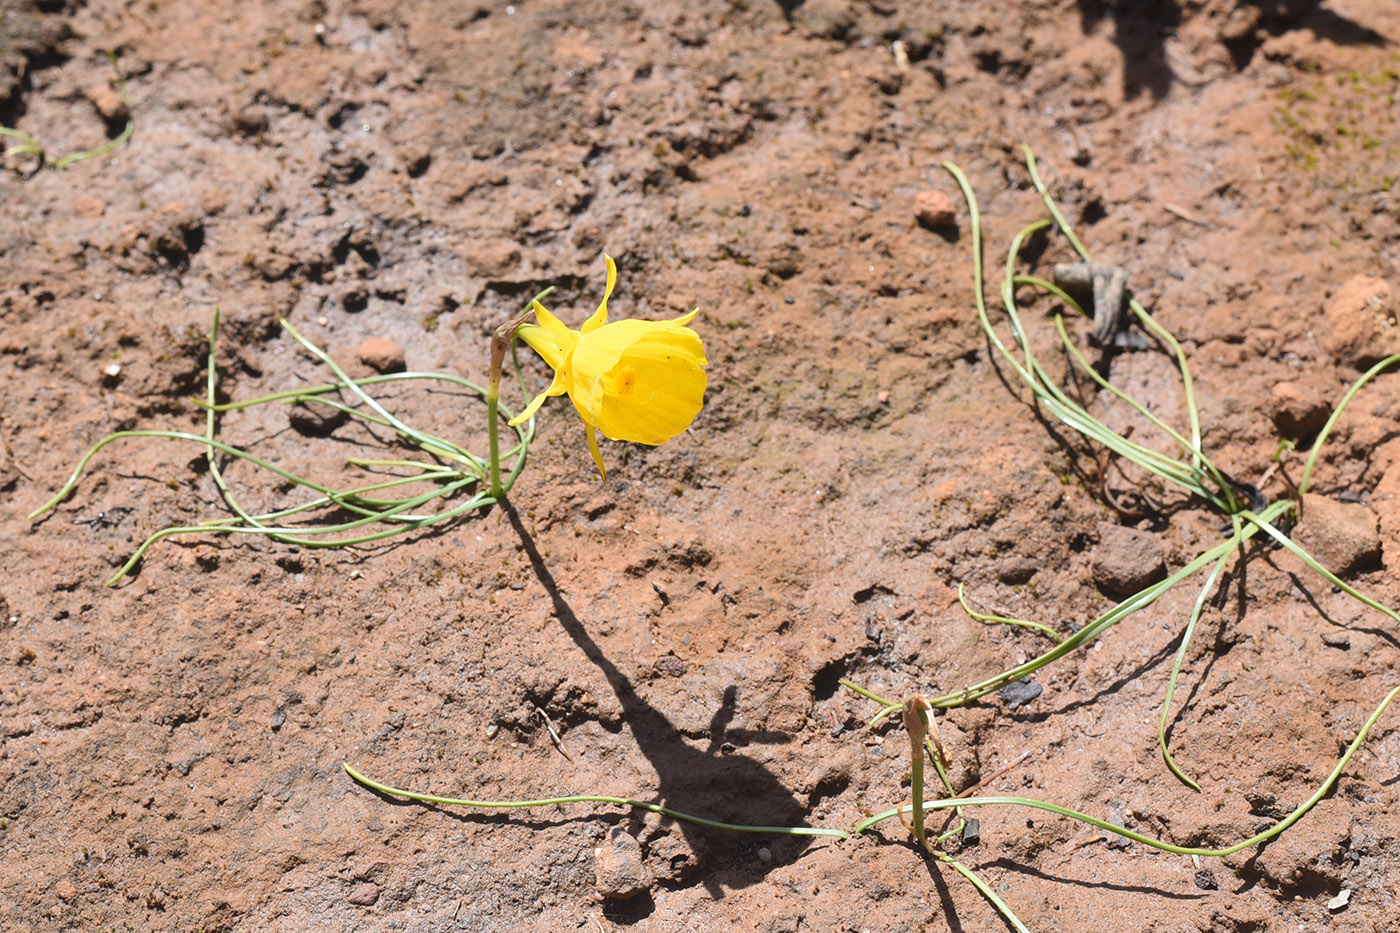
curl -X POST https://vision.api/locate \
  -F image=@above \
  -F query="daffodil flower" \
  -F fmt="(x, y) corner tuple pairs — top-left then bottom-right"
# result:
(508, 255), (708, 479)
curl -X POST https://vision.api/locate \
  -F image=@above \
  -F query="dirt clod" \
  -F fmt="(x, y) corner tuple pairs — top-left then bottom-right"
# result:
(1323, 275), (1397, 369)
(1091, 522), (1166, 597)
(1292, 494), (1381, 577)
(288, 402), (350, 437)
(913, 189), (955, 229)
(346, 883), (380, 906)
(1268, 380), (1329, 439)
(73, 196), (105, 218)
(85, 84), (128, 127)
(357, 337), (406, 374)
(594, 828), (653, 900)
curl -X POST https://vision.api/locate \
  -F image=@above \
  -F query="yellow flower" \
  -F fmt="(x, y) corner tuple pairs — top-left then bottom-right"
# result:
(508, 255), (708, 479)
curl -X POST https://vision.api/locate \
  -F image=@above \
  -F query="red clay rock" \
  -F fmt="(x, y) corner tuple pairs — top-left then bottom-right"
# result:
(1092, 522), (1166, 597)
(357, 336), (406, 373)
(1323, 275), (1397, 369)
(914, 189), (956, 229)
(1292, 493), (1381, 577)
(593, 828), (652, 900)
(1269, 380), (1330, 438)
(85, 84), (128, 125)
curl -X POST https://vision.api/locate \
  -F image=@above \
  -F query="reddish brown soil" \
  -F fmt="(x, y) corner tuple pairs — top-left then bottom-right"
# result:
(5, 1), (1400, 930)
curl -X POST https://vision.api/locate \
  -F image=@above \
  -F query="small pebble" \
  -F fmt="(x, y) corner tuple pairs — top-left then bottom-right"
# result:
(1092, 522), (1166, 597)
(914, 189), (956, 229)
(1104, 802), (1130, 849)
(1269, 381), (1329, 439)
(85, 84), (128, 126)
(1321, 631), (1351, 650)
(347, 882), (380, 906)
(960, 818), (981, 848)
(998, 677), (1042, 710)
(1327, 888), (1351, 911)
(288, 402), (349, 437)
(357, 336), (406, 373)
(73, 196), (106, 218)
(757, 847), (773, 863)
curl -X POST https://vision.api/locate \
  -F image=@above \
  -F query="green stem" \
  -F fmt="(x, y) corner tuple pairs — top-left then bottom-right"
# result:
(1300, 352), (1400, 496)
(1019, 145), (1228, 500)
(941, 857), (1030, 933)
(1239, 509), (1400, 627)
(1158, 528), (1235, 791)
(926, 499), (1293, 708)
(341, 763), (848, 839)
(854, 681), (1400, 855)
(487, 353), (504, 502)
(958, 583), (1063, 643)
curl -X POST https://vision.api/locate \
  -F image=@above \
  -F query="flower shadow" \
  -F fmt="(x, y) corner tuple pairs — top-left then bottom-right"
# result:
(504, 503), (817, 897)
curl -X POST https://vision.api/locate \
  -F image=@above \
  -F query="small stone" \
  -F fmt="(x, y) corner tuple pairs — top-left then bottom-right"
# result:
(288, 402), (349, 437)
(357, 336), (406, 374)
(101, 363), (122, 387)
(1327, 888), (1351, 912)
(73, 196), (105, 218)
(1292, 494), (1381, 577)
(54, 880), (77, 902)
(1092, 522), (1166, 597)
(1104, 802), (1130, 849)
(85, 84), (128, 127)
(1321, 631), (1351, 649)
(998, 677), (1042, 710)
(1323, 275), (1397, 369)
(914, 189), (956, 229)
(960, 818), (981, 848)
(232, 105), (270, 137)
(1269, 381), (1329, 438)
(347, 882), (380, 906)
(594, 828), (653, 900)
(997, 556), (1039, 585)
(269, 708), (286, 732)
(757, 847), (773, 863)
(1193, 869), (1218, 890)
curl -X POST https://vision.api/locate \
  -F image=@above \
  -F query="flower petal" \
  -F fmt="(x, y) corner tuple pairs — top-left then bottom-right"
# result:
(580, 254), (617, 335)
(594, 331), (707, 445)
(507, 367), (568, 426)
(564, 319), (707, 445)
(519, 301), (579, 369)
(585, 423), (607, 480)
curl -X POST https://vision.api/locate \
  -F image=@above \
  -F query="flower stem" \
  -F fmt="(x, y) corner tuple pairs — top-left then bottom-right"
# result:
(487, 338), (504, 501)
(487, 293), (552, 501)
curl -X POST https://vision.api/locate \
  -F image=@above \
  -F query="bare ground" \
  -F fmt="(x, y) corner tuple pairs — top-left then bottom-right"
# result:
(4, 1), (1400, 930)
